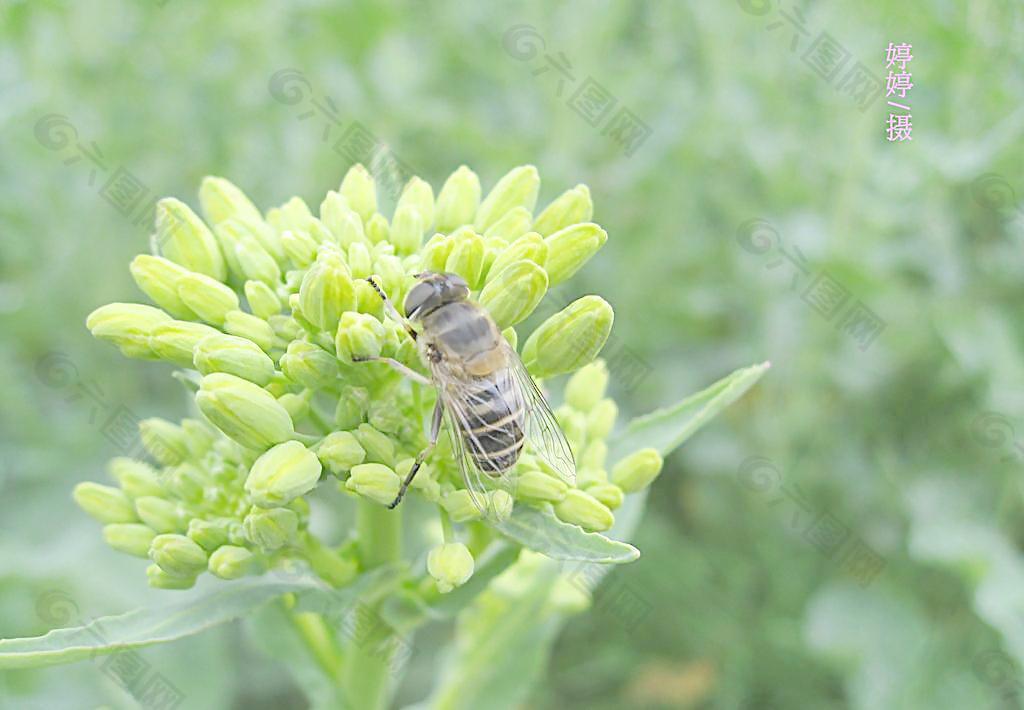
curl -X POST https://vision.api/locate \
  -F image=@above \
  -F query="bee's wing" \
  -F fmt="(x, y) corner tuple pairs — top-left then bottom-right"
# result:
(498, 340), (577, 485)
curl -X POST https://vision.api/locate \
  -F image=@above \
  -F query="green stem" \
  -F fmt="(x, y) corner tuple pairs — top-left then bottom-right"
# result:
(343, 499), (402, 710)
(287, 605), (344, 684)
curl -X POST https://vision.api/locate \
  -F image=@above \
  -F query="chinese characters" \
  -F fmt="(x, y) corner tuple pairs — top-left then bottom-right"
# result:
(885, 42), (913, 142)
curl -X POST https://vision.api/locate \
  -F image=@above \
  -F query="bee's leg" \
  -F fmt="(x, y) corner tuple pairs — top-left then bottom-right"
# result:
(351, 355), (432, 386)
(389, 399), (444, 509)
(363, 276), (418, 341)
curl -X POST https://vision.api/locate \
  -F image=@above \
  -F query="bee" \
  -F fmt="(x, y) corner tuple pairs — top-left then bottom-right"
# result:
(360, 272), (576, 514)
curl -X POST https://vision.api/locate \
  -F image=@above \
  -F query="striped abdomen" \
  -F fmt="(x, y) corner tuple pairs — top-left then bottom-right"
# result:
(459, 374), (525, 475)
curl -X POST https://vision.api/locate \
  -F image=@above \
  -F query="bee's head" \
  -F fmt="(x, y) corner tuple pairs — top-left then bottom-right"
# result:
(403, 271), (470, 320)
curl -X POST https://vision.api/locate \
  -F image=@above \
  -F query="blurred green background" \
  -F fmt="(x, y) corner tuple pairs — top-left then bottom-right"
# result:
(3, 0), (1024, 708)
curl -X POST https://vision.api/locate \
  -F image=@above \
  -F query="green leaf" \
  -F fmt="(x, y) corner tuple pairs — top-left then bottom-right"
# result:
(493, 504), (639, 564)
(0, 574), (325, 670)
(609, 360), (769, 461)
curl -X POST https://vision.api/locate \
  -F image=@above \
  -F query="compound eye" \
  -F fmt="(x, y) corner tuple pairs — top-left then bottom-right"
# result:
(446, 273), (469, 290)
(403, 282), (435, 318)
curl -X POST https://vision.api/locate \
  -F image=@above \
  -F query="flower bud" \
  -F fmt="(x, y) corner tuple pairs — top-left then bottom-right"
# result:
(474, 165), (540, 233)
(129, 255), (199, 319)
(280, 340), (338, 388)
(347, 241), (373, 279)
(345, 463), (400, 505)
(396, 458), (440, 501)
(580, 440), (607, 471)
(365, 213), (389, 245)
(187, 518), (232, 551)
(488, 490), (515, 522)
(234, 232), (282, 286)
(148, 320), (220, 367)
(276, 196), (314, 232)
(245, 440), (322, 507)
(554, 489), (614, 532)
(353, 423), (395, 466)
(176, 272), (239, 325)
(487, 232), (548, 280)
(298, 249), (355, 333)
(243, 506), (298, 550)
(339, 164), (378, 222)
(612, 448), (664, 493)
(73, 482), (137, 524)
(149, 533), (208, 577)
(544, 223), (607, 286)
(208, 545), (256, 580)
(103, 523), (157, 558)
(427, 542), (474, 593)
(521, 296), (613, 378)
(444, 229), (485, 289)
(335, 312), (386, 364)
(281, 229), (319, 268)
(390, 205), (424, 255)
(199, 176), (264, 227)
(577, 467), (607, 488)
(182, 418), (217, 457)
(317, 431), (366, 474)
(223, 311), (277, 352)
(135, 496), (183, 534)
(565, 360), (609, 412)
(516, 469), (568, 502)
(435, 165), (481, 233)
(441, 490), (483, 523)
(503, 327), (518, 350)
(587, 399), (618, 440)
(321, 191), (368, 247)
(108, 458), (165, 499)
(354, 279), (385, 319)
(533, 185), (593, 237)
(585, 482), (624, 510)
(86, 303), (171, 359)
(194, 333), (275, 386)
(210, 220), (246, 280)
(335, 387), (369, 429)
(244, 280), (282, 320)
(138, 418), (190, 465)
(196, 373), (295, 451)
(146, 564), (197, 590)
(155, 198), (226, 281)
(397, 176), (435, 230)
(420, 233), (454, 273)
(269, 314), (302, 342)
(484, 206), (532, 242)
(478, 260), (548, 329)
(163, 463), (206, 502)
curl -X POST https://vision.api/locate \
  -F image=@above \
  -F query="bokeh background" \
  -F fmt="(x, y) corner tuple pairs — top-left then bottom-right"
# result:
(3, 1), (1024, 708)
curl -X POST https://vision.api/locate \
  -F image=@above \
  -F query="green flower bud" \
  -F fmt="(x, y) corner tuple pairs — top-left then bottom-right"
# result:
(565, 360), (609, 412)
(444, 229), (485, 290)
(521, 296), (613, 378)
(420, 233), (454, 273)
(155, 198), (226, 281)
(487, 232), (548, 280)
(245, 440), (322, 507)
(555, 406), (587, 455)
(269, 314), (303, 342)
(587, 399), (618, 440)
(488, 490), (514, 522)
(554, 489), (614, 532)
(108, 458), (165, 499)
(474, 165), (540, 233)
(317, 431), (366, 474)
(199, 176), (264, 227)
(243, 506), (299, 550)
(208, 545), (256, 580)
(347, 241), (373, 279)
(223, 310), (276, 352)
(146, 564), (197, 590)
(277, 196), (314, 232)
(397, 176), (435, 230)
(396, 458), (440, 502)
(533, 185), (593, 237)
(280, 340), (338, 388)
(210, 220), (247, 280)
(73, 482), (137, 524)
(481, 235), (509, 283)
(138, 418), (190, 465)
(516, 469), (568, 503)
(298, 248), (355, 333)
(103, 523), (157, 558)
(162, 463), (206, 502)
(427, 542), (474, 593)
(194, 333), (275, 386)
(176, 272), (239, 325)
(335, 312), (386, 364)
(345, 463), (400, 506)
(335, 387), (369, 429)
(354, 279), (385, 319)
(86, 303), (171, 359)
(196, 373), (295, 451)
(135, 496), (183, 534)
(321, 191), (366, 247)
(129, 255), (199, 319)
(148, 320), (220, 367)
(585, 482), (624, 510)
(187, 518), (232, 551)
(484, 206), (532, 242)
(149, 533), (209, 577)
(577, 467), (608, 488)
(580, 440), (607, 471)
(435, 165), (481, 233)
(365, 213), (390, 245)
(612, 448), (664, 493)
(353, 423), (395, 466)
(244, 280), (282, 320)
(182, 418), (217, 458)
(234, 232), (282, 286)
(478, 260), (548, 329)
(339, 164), (378, 223)
(390, 205), (424, 255)
(544, 223), (607, 286)
(281, 229), (319, 268)
(441, 490), (483, 523)
(280, 390), (310, 422)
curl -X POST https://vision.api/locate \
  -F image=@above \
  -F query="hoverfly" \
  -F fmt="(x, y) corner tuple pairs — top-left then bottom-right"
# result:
(360, 271), (576, 515)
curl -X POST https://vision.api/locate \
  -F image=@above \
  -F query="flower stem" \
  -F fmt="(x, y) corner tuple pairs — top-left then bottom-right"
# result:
(343, 499), (402, 709)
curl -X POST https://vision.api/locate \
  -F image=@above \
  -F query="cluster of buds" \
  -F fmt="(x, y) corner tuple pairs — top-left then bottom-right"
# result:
(79, 164), (663, 592)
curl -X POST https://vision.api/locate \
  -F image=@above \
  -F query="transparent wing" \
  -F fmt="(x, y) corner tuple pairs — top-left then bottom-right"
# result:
(498, 341), (577, 485)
